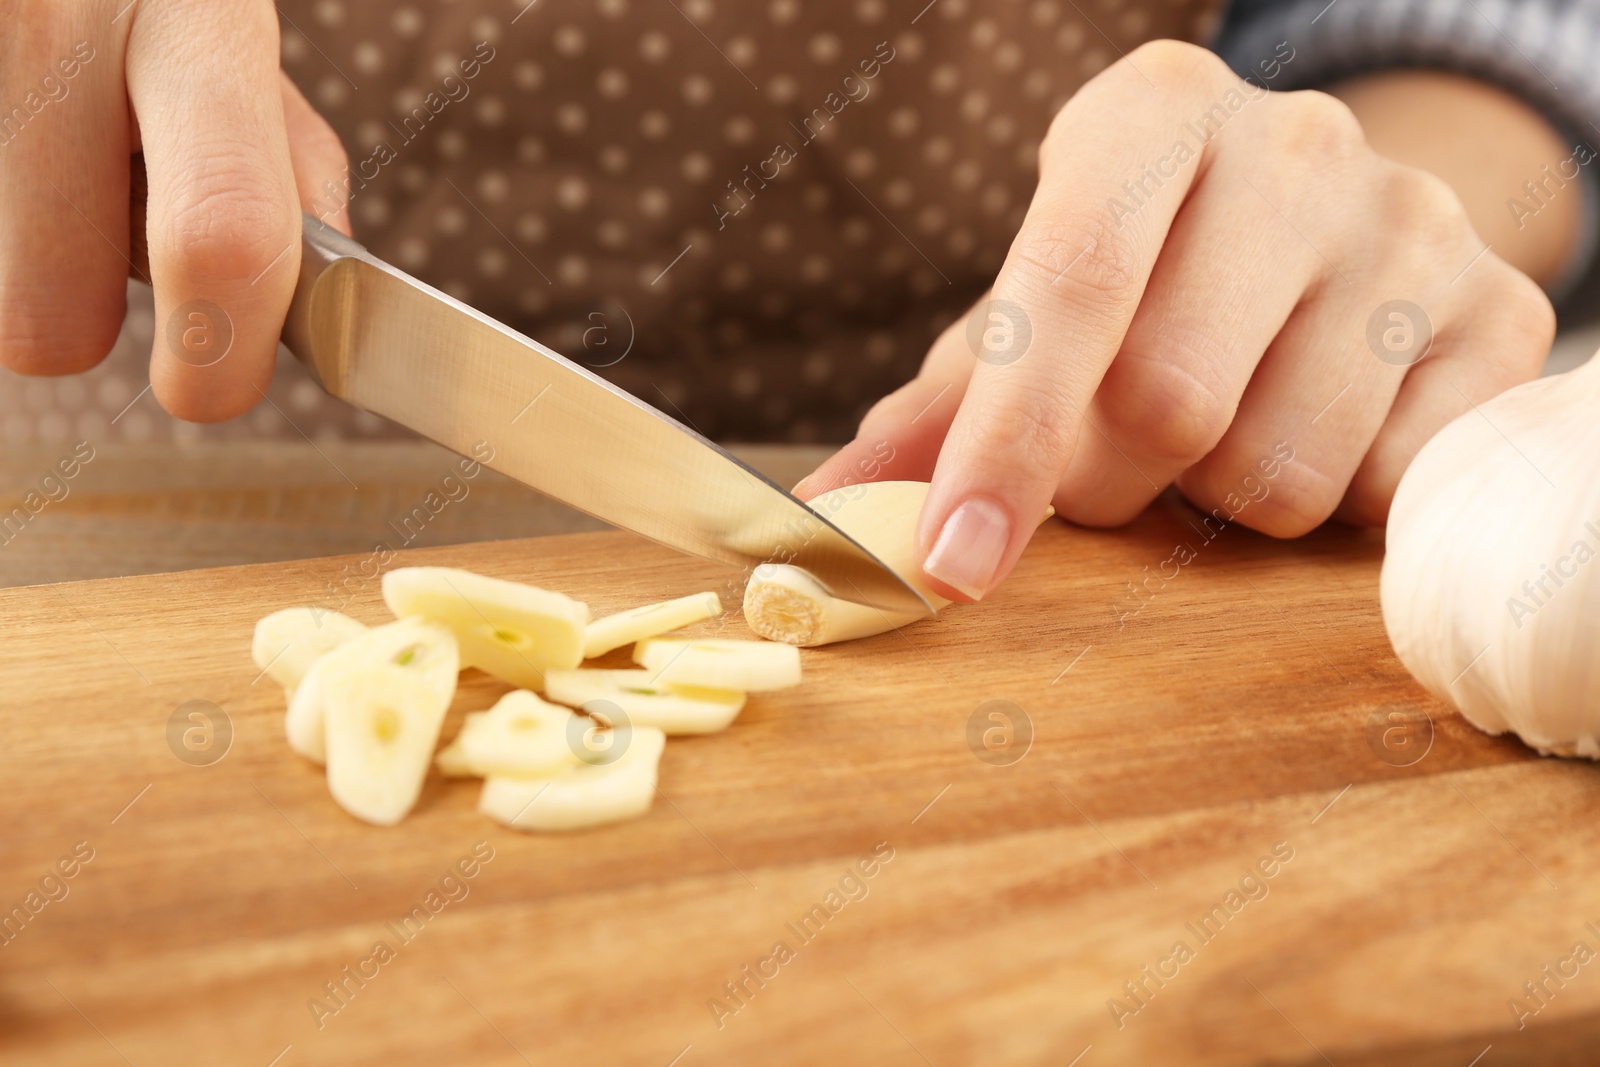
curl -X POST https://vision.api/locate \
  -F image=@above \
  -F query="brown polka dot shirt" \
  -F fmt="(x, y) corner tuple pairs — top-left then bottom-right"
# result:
(7, 0), (1225, 445)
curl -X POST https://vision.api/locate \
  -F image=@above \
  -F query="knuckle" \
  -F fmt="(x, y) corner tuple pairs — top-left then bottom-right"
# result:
(1382, 165), (1471, 247)
(967, 379), (1079, 476)
(155, 155), (298, 288)
(1102, 345), (1233, 465)
(1125, 39), (1234, 91)
(1259, 90), (1366, 168)
(1009, 213), (1142, 308)
(1497, 265), (1557, 355)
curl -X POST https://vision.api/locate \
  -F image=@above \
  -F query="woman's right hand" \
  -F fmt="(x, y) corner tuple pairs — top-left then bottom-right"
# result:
(1, 0), (349, 421)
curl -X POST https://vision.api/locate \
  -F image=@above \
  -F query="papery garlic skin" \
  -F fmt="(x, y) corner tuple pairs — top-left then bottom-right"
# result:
(1381, 354), (1600, 758)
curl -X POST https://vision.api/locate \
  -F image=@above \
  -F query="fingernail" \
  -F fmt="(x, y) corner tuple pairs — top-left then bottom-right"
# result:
(924, 497), (1011, 601)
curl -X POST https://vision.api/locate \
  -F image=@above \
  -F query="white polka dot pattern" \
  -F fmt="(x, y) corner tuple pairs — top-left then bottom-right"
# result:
(4, 0), (1215, 444)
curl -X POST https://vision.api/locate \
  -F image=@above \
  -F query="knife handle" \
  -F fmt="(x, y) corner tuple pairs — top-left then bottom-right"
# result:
(128, 154), (150, 283)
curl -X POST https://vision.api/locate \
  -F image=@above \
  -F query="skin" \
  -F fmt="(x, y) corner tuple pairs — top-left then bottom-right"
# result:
(0, 17), (1567, 601)
(0, 0), (349, 421)
(797, 43), (1565, 603)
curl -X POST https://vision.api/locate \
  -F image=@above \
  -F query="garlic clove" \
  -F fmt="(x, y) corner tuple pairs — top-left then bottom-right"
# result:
(744, 480), (1051, 646)
(744, 563), (929, 647)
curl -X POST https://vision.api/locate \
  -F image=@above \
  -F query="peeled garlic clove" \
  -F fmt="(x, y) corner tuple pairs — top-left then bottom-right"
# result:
(583, 591), (723, 659)
(479, 726), (667, 831)
(287, 617), (459, 764)
(251, 607), (368, 692)
(1382, 353), (1600, 758)
(323, 664), (454, 826)
(744, 481), (948, 646)
(633, 637), (800, 691)
(744, 563), (932, 647)
(546, 668), (746, 734)
(382, 567), (589, 690)
(744, 480), (1052, 646)
(452, 690), (582, 777)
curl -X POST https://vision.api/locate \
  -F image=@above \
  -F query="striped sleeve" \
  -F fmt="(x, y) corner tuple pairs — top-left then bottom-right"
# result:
(1212, 0), (1600, 300)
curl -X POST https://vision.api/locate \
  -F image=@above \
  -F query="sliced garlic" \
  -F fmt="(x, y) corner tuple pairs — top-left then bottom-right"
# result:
(583, 591), (723, 659)
(286, 617), (459, 764)
(444, 690), (582, 777)
(478, 726), (667, 831)
(546, 668), (746, 734)
(323, 663), (455, 826)
(634, 637), (800, 691)
(434, 725), (480, 778)
(251, 607), (368, 693)
(382, 566), (589, 690)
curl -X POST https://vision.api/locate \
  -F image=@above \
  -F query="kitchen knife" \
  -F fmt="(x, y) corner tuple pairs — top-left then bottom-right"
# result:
(244, 213), (927, 614)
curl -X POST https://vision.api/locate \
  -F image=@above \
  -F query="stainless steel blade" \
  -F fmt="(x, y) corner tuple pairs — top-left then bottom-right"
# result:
(281, 215), (930, 615)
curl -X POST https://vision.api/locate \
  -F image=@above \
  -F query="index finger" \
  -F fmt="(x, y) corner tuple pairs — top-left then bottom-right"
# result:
(916, 41), (1238, 601)
(127, 0), (302, 422)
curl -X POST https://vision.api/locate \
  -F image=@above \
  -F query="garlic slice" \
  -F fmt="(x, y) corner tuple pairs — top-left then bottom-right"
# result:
(251, 607), (368, 694)
(382, 566), (589, 690)
(435, 729), (479, 778)
(546, 668), (746, 734)
(286, 617), (459, 764)
(323, 663), (455, 826)
(583, 591), (723, 659)
(633, 637), (801, 691)
(437, 690), (582, 777)
(1382, 353), (1600, 758)
(478, 726), (667, 831)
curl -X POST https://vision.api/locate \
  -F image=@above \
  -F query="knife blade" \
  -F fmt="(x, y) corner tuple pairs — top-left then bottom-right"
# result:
(276, 214), (930, 614)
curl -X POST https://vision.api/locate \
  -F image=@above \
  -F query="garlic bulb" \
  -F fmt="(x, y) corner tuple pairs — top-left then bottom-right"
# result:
(1381, 353), (1600, 757)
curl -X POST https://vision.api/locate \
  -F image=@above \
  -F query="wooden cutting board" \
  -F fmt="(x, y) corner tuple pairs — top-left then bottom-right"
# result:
(3, 495), (1597, 1067)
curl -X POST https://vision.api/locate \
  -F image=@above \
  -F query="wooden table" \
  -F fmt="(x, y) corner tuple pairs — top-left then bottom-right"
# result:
(1, 444), (1597, 1066)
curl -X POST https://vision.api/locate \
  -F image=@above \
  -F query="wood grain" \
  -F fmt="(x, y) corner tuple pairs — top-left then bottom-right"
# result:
(1, 493), (1598, 1067)
(0, 442), (829, 587)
